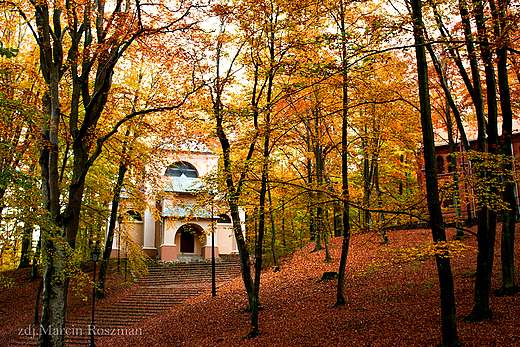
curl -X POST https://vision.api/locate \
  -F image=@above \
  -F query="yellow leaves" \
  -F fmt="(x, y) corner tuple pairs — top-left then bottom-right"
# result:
(352, 239), (475, 277)
(0, 273), (15, 288)
(436, 150), (517, 213)
(383, 240), (475, 263)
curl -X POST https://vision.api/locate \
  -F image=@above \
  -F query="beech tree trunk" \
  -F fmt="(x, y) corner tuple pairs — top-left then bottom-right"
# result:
(97, 146), (129, 298)
(467, 0), (500, 321)
(268, 181), (279, 271)
(212, 32), (255, 310)
(493, 0), (517, 296)
(362, 126), (372, 231)
(18, 223), (33, 269)
(215, 97), (255, 312)
(374, 162), (387, 243)
(33, 277), (43, 325)
(249, 133), (269, 338)
(411, 0), (460, 344)
(335, 0), (351, 307)
(315, 139), (326, 255)
(445, 100), (463, 237)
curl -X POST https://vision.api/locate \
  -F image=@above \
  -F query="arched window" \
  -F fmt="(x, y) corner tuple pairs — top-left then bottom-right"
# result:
(165, 161), (198, 178)
(217, 214), (232, 223)
(447, 155), (454, 173)
(437, 156), (445, 174)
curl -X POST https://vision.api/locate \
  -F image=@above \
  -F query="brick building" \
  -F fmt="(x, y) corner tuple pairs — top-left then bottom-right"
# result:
(417, 120), (520, 220)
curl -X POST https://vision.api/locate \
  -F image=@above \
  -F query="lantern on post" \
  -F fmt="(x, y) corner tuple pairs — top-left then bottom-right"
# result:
(89, 242), (100, 347)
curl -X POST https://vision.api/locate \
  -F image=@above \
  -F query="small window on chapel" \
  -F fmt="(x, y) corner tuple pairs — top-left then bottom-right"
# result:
(437, 156), (445, 174)
(165, 161), (198, 178)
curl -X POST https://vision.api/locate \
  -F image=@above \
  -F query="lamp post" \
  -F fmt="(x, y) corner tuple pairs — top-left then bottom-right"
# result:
(124, 239), (127, 281)
(254, 206), (258, 246)
(90, 243), (100, 347)
(117, 215), (122, 273)
(211, 192), (216, 297)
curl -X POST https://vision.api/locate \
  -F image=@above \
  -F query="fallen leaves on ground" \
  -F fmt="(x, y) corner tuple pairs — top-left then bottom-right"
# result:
(0, 261), (138, 345)
(101, 226), (519, 347)
(2, 225), (519, 346)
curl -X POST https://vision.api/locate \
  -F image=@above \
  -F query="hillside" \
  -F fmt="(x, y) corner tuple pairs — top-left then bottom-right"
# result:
(1, 225), (519, 346)
(102, 226), (519, 347)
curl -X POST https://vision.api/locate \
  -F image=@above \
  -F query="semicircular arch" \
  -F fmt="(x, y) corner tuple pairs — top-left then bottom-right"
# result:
(165, 161), (198, 178)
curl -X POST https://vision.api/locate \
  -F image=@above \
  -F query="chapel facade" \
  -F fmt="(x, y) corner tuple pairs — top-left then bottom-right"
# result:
(110, 142), (242, 262)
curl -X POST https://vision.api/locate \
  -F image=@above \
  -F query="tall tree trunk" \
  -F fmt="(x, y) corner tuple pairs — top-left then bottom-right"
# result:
(454, 0), (485, 228)
(305, 119), (319, 249)
(335, 0), (351, 307)
(18, 222), (33, 269)
(248, 6), (280, 333)
(249, 132), (269, 338)
(324, 208), (332, 262)
(212, 30), (256, 311)
(281, 200), (286, 248)
(31, 236), (41, 282)
(467, 0), (500, 321)
(411, 0), (460, 344)
(445, 99), (464, 237)
(32, 2), (199, 346)
(314, 138), (324, 253)
(268, 181), (279, 271)
(97, 138), (129, 298)
(493, 0), (516, 296)
(422, 36), (465, 234)
(374, 162), (387, 243)
(33, 277), (43, 325)
(362, 124), (372, 231)
(215, 100), (254, 313)
(38, 49), (67, 346)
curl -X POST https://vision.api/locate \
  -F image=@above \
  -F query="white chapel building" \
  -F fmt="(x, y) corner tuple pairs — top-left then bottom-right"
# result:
(111, 142), (243, 262)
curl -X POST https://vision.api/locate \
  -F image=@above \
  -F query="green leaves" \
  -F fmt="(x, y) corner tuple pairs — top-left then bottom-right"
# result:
(0, 42), (18, 59)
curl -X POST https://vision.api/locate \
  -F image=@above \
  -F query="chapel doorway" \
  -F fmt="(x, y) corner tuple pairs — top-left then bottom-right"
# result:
(180, 229), (195, 253)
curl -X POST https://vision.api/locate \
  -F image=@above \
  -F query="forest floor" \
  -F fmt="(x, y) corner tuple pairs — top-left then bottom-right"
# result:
(1, 224), (520, 347)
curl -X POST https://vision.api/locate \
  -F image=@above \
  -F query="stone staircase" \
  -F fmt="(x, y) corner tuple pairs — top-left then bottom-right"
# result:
(11, 255), (241, 346)
(140, 256), (242, 286)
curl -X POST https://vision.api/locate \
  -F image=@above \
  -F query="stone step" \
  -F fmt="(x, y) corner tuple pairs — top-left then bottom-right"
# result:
(139, 272), (239, 278)
(94, 311), (164, 318)
(147, 267), (239, 272)
(67, 321), (133, 329)
(141, 271), (240, 278)
(146, 268), (241, 274)
(113, 300), (188, 305)
(142, 273), (240, 278)
(138, 274), (240, 280)
(118, 291), (203, 298)
(139, 274), (239, 280)
(71, 317), (144, 325)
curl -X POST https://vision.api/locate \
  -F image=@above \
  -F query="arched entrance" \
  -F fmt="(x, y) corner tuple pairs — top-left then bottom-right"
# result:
(180, 229), (195, 253)
(176, 224), (203, 255)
